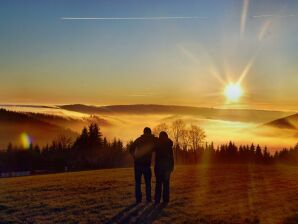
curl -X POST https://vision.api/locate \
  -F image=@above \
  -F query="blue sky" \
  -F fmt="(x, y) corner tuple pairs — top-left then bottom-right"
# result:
(0, 0), (298, 110)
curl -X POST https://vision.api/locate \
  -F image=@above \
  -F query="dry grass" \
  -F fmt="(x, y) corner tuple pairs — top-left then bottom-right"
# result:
(0, 165), (298, 224)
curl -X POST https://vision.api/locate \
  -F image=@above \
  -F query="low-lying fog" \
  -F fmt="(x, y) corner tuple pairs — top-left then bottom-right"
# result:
(100, 114), (297, 151)
(1, 106), (297, 152)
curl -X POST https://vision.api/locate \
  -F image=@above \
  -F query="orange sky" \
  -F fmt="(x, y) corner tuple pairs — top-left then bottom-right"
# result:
(1, 0), (298, 111)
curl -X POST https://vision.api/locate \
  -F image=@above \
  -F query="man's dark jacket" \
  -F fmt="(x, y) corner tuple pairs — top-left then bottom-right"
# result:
(130, 134), (157, 167)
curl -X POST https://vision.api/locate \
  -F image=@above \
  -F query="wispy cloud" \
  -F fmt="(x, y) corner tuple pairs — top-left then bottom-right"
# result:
(127, 92), (157, 97)
(252, 14), (298, 18)
(61, 16), (208, 21)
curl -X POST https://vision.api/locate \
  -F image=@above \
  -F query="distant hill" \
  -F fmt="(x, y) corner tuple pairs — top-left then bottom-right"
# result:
(24, 111), (110, 130)
(264, 113), (298, 130)
(59, 104), (292, 123)
(0, 104), (56, 109)
(0, 109), (77, 149)
(0, 109), (109, 149)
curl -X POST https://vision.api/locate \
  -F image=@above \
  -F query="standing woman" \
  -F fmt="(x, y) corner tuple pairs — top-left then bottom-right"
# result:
(154, 131), (174, 204)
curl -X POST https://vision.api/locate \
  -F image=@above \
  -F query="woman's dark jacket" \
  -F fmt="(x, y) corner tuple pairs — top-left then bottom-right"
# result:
(154, 138), (174, 173)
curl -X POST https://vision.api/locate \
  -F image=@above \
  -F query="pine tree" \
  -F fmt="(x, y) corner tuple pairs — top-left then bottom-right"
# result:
(88, 123), (103, 150)
(73, 127), (88, 151)
(256, 144), (262, 162)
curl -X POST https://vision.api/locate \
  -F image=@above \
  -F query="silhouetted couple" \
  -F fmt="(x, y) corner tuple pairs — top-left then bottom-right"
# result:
(130, 127), (174, 205)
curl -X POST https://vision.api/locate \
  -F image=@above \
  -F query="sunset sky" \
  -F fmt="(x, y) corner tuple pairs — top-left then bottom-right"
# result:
(1, 0), (298, 110)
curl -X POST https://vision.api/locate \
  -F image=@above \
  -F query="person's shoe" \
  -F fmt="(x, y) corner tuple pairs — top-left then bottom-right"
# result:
(146, 199), (152, 204)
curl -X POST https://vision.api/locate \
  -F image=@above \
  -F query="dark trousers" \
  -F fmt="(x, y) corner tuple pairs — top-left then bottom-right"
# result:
(134, 165), (152, 202)
(155, 170), (171, 203)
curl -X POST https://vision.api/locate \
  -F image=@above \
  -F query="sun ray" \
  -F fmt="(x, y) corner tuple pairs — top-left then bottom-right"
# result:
(237, 57), (255, 84)
(209, 65), (226, 86)
(177, 44), (226, 85)
(177, 44), (200, 65)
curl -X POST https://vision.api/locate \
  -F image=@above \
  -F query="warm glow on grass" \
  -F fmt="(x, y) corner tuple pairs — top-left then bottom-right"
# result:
(224, 83), (243, 102)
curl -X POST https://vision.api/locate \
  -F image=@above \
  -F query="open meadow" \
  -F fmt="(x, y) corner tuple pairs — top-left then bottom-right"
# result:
(1, 165), (298, 224)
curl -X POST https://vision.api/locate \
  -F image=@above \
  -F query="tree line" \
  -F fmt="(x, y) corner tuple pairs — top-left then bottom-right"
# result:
(0, 121), (297, 172)
(0, 123), (131, 172)
(153, 119), (298, 165)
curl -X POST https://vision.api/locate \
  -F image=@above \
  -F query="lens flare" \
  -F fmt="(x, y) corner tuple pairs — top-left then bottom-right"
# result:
(20, 132), (31, 149)
(224, 83), (243, 102)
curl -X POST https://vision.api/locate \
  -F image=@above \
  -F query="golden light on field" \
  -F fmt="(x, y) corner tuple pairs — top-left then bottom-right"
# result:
(224, 83), (243, 102)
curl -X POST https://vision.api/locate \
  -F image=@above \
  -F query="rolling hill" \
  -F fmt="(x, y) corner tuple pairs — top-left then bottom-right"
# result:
(264, 113), (298, 130)
(0, 109), (109, 149)
(60, 104), (293, 124)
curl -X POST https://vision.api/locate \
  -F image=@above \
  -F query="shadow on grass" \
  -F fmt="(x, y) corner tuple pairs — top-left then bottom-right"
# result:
(105, 203), (166, 224)
(105, 203), (144, 224)
(284, 214), (298, 224)
(134, 203), (167, 224)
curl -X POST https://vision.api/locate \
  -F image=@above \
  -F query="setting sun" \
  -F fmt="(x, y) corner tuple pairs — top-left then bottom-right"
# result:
(224, 83), (243, 102)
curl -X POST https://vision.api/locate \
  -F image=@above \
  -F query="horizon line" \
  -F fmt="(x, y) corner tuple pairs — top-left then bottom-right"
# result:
(0, 103), (296, 113)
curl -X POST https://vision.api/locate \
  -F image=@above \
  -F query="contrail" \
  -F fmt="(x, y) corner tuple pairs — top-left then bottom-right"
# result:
(252, 14), (298, 18)
(240, 0), (250, 37)
(61, 16), (208, 20)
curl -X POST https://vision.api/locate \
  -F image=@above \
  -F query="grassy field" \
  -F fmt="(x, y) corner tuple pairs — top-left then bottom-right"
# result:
(1, 165), (298, 224)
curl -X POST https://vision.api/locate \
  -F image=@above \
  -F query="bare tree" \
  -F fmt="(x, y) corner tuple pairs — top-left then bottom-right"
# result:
(180, 129), (190, 151)
(180, 129), (190, 163)
(171, 119), (186, 147)
(188, 124), (206, 151)
(170, 119), (186, 163)
(153, 122), (169, 136)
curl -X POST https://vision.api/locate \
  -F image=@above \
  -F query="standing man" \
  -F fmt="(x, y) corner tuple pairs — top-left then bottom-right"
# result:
(130, 127), (157, 204)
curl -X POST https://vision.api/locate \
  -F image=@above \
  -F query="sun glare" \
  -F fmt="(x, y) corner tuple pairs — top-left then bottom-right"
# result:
(224, 83), (243, 102)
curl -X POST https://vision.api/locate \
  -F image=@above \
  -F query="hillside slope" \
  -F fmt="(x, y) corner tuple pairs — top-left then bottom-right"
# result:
(264, 113), (298, 130)
(0, 109), (78, 148)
